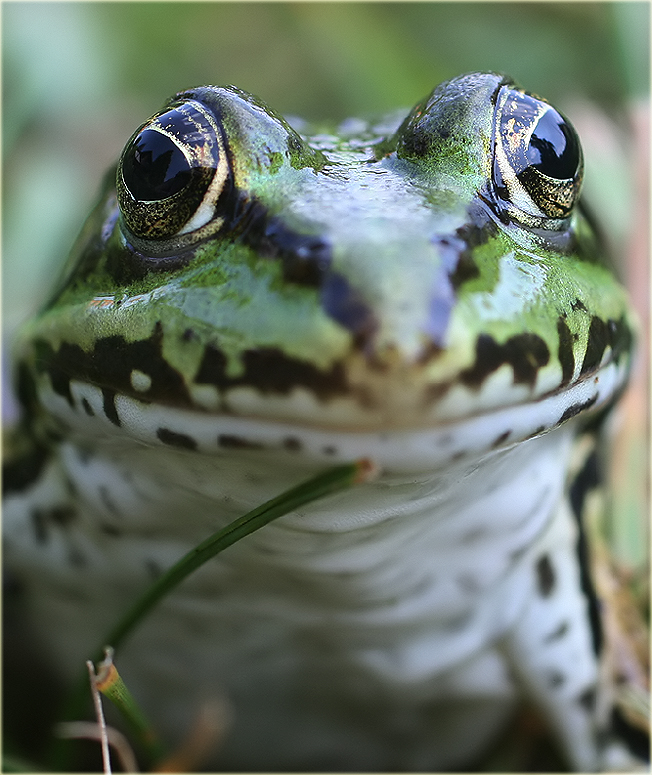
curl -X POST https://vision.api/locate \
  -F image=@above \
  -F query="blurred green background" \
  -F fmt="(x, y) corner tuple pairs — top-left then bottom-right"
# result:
(3, 1), (649, 335)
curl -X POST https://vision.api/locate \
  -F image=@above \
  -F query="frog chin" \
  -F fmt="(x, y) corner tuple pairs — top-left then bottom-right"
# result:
(34, 355), (628, 474)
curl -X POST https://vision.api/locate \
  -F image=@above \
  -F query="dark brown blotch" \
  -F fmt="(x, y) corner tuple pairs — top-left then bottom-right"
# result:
(34, 322), (192, 412)
(196, 344), (349, 401)
(557, 317), (575, 386)
(217, 434), (262, 450)
(157, 428), (197, 450)
(536, 554), (556, 597)
(557, 394), (598, 425)
(543, 620), (569, 643)
(3, 441), (50, 495)
(461, 333), (549, 389)
(102, 388), (121, 427)
(581, 315), (633, 376)
(492, 430), (511, 448)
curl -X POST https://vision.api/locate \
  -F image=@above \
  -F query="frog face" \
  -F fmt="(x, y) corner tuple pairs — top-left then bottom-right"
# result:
(17, 73), (633, 439)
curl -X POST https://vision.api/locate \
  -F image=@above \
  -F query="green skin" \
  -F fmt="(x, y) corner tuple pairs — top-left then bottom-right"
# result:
(5, 72), (638, 771)
(14, 73), (633, 428)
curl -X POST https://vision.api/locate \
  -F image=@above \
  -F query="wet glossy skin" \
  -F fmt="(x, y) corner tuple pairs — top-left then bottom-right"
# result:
(4, 73), (638, 771)
(15, 73), (632, 434)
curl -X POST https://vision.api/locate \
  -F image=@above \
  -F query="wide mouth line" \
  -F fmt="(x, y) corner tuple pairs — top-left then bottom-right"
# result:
(34, 356), (628, 473)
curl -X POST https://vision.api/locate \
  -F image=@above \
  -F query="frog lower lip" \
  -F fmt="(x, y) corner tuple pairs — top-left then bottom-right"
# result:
(33, 354), (626, 471)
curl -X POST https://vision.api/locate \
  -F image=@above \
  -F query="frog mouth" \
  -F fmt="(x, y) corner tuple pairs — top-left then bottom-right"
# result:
(26, 298), (632, 433)
(31, 353), (628, 473)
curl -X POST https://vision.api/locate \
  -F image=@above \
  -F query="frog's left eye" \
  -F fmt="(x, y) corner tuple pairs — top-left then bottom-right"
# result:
(117, 100), (230, 241)
(492, 86), (583, 225)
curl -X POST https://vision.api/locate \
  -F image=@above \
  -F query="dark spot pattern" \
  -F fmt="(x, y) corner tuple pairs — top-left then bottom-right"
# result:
(536, 554), (555, 596)
(16, 361), (39, 414)
(434, 234), (476, 289)
(557, 317), (575, 386)
(283, 437), (302, 451)
(81, 398), (94, 416)
(543, 621), (569, 643)
(217, 435), (262, 450)
(580, 315), (633, 376)
(578, 686), (597, 711)
(102, 388), (121, 427)
(448, 212), (497, 290)
(30, 506), (76, 544)
(2, 441), (50, 495)
(49, 506), (76, 526)
(33, 321), (191, 410)
(156, 428), (197, 450)
(492, 430), (511, 448)
(581, 317), (609, 375)
(239, 201), (332, 287)
(548, 671), (566, 688)
(195, 345), (349, 400)
(569, 444), (603, 655)
(320, 272), (378, 346)
(461, 333), (550, 389)
(557, 394), (598, 425)
(48, 361), (74, 407)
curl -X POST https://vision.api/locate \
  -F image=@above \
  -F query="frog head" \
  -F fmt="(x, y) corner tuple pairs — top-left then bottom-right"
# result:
(17, 73), (633, 442)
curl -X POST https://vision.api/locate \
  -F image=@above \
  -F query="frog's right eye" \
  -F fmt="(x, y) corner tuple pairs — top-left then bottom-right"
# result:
(491, 85), (583, 227)
(116, 100), (230, 241)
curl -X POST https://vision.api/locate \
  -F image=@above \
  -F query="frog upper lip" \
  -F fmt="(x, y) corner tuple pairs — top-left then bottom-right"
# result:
(32, 354), (629, 473)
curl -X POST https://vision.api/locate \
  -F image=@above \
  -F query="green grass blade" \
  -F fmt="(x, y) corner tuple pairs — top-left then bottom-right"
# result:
(92, 648), (166, 766)
(50, 458), (374, 769)
(100, 459), (373, 658)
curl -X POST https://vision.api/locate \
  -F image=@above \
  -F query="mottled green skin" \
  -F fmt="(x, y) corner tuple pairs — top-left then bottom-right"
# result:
(16, 73), (633, 431)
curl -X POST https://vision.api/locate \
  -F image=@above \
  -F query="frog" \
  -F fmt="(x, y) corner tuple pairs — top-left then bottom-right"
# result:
(3, 72), (644, 771)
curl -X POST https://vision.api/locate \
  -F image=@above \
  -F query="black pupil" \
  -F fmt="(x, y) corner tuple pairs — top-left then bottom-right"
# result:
(122, 128), (192, 201)
(526, 109), (579, 180)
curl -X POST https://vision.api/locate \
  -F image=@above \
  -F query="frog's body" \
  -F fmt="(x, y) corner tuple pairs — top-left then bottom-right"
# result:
(3, 73), (640, 770)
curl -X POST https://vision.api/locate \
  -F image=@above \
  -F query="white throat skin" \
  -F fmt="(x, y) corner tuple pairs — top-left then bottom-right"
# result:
(5, 406), (604, 769)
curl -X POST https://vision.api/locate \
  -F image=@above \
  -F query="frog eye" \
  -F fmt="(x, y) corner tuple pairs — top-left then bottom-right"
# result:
(116, 100), (230, 241)
(492, 86), (583, 224)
